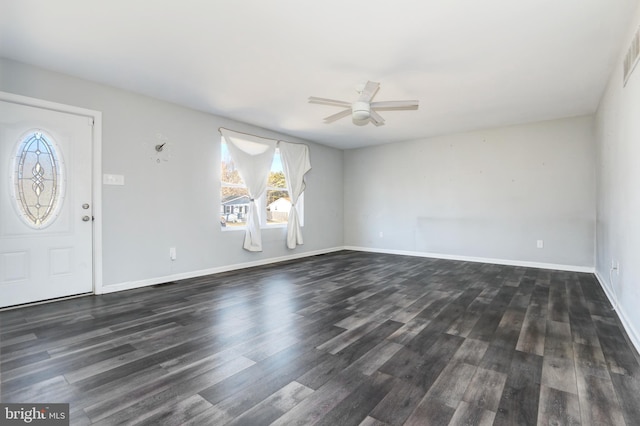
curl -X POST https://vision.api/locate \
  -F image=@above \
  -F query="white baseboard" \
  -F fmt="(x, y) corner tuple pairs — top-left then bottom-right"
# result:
(594, 271), (640, 354)
(343, 246), (595, 273)
(595, 270), (618, 310)
(99, 246), (344, 294)
(101, 245), (595, 295)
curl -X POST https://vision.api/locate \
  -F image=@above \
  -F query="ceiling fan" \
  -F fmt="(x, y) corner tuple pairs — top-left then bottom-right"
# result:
(309, 81), (419, 126)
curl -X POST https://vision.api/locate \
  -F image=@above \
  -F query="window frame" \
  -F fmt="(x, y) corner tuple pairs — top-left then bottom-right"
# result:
(220, 138), (303, 231)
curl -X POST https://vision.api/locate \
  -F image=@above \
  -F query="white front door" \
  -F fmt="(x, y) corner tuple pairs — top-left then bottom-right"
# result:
(0, 99), (94, 308)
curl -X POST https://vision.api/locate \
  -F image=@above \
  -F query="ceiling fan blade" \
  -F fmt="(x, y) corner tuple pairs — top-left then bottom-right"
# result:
(308, 97), (351, 108)
(370, 100), (419, 110)
(369, 110), (385, 126)
(358, 81), (380, 102)
(324, 109), (352, 123)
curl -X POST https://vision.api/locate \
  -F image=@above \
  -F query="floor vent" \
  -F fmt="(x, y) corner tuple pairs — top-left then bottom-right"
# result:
(152, 281), (177, 288)
(623, 25), (640, 86)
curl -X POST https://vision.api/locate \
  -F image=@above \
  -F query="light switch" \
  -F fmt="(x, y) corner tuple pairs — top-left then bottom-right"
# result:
(103, 174), (125, 185)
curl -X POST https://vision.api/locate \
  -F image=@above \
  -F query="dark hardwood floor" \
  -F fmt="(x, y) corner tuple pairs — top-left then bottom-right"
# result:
(1, 250), (639, 425)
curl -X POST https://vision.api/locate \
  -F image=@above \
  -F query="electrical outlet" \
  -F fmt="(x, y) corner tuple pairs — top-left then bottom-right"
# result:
(379, 231), (383, 238)
(611, 259), (620, 275)
(536, 240), (544, 249)
(169, 247), (177, 261)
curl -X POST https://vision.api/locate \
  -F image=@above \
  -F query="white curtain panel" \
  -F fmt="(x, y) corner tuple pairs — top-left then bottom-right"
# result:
(220, 129), (276, 252)
(279, 141), (311, 249)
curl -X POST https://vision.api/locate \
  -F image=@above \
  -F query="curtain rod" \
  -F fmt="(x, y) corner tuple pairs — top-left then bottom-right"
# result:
(218, 127), (310, 148)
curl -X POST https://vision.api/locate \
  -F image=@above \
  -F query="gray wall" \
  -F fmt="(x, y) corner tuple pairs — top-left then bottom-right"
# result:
(344, 116), (596, 268)
(594, 3), (640, 347)
(0, 58), (344, 289)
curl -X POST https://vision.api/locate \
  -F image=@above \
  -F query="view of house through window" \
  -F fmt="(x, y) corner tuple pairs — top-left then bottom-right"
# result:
(221, 140), (292, 228)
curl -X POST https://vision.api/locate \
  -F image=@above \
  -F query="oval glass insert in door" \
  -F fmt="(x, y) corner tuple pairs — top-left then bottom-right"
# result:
(12, 130), (66, 228)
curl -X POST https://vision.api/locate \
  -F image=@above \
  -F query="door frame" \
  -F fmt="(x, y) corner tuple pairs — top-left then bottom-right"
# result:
(0, 91), (103, 296)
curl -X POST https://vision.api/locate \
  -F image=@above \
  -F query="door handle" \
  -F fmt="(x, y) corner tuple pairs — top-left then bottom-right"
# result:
(82, 216), (91, 222)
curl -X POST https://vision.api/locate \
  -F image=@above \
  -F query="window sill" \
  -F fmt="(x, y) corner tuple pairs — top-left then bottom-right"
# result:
(221, 223), (289, 232)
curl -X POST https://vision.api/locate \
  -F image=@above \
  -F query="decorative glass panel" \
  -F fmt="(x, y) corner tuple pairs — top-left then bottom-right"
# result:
(13, 131), (65, 228)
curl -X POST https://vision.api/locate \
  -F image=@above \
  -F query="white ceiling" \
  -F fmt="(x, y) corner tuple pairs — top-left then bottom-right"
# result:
(1, 1), (637, 149)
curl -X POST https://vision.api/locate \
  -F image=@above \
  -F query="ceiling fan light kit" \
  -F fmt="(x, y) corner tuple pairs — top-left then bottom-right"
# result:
(351, 101), (371, 121)
(309, 81), (419, 126)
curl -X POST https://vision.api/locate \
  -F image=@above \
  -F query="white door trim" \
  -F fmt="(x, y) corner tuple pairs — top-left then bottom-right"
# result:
(0, 91), (103, 296)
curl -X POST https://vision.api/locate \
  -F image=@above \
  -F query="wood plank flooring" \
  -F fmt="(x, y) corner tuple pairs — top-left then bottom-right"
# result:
(1, 250), (639, 425)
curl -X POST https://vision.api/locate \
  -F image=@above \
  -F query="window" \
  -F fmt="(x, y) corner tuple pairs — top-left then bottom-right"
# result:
(221, 139), (301, 229)
(13, 131), (65, 228)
